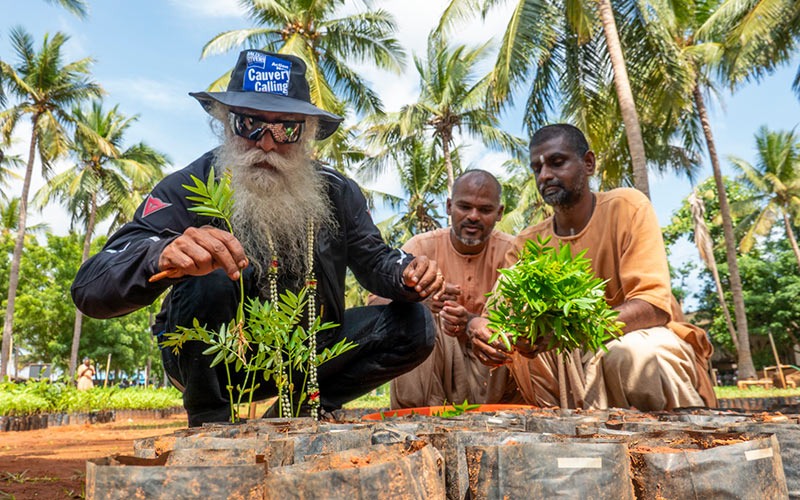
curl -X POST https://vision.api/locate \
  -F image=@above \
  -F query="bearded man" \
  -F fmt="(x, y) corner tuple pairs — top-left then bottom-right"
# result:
(72, 50), (444, 426)
(468, 124), (716, 411)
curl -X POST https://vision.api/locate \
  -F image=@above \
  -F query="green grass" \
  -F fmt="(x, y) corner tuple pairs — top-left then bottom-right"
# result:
(0, 380), (182, 416)
(715, 385), (800, 399)
(346, 384), (800, 408)
(343, 383), (390, 409)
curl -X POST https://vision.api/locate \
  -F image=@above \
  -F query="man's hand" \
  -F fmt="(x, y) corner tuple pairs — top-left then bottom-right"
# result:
(513, 333), (554, 359)
(468, 317), (512, 366)
(158, 225), (248, 280)
(403, 256), (447, 300)
(439, 301), (470, 340)
(428, 283), (461, 314)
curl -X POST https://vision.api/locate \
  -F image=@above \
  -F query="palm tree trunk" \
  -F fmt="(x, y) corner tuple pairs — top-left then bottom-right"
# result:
(709, 261), (740, 352)
(442, 131), (455, 195)
(783, 212), (800, 270)
(693, 84), (756, 380)
(595, 0), (649, 198)
(69, 192), (97, 382)
(689, 192), (739, 352)
(0, 120), (38, 377)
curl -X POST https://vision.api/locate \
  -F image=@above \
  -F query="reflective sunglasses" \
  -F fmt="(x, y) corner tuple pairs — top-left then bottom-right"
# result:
(229, 113), (304, 144)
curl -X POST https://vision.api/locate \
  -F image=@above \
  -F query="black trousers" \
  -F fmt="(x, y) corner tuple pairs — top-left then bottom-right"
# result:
(159, 270), (435, 426)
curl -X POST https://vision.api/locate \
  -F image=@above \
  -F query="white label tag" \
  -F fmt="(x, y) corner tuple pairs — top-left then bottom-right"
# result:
(487, 418), (504, 424)
(745, 448), (773, 461)
(557, 457), (602, 469)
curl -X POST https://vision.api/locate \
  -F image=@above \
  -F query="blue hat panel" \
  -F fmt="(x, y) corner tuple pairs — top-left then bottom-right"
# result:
(242, 51), (292, 96)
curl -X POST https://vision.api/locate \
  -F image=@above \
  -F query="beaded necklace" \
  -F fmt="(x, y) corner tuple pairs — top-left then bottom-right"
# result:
(266, 220), (320, 419)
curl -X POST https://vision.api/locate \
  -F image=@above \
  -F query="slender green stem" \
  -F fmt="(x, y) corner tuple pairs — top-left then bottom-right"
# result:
(223, 353), (235, 422)
(236, 363), (253, 414)
(300, 368), (309, 415)
(287, 352), (295, 417)
(247, 356), (259, 409)
(277, 351), (285, 418)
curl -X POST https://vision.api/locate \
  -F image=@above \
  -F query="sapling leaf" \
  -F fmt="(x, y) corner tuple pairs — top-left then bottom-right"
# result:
(170, 167), (358, 422)
(487, 236), (622, 357)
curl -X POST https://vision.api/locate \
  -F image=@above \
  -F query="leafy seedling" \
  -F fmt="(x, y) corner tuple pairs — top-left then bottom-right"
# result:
(487, 235), (624, 408)
(433, 399), (481, 417)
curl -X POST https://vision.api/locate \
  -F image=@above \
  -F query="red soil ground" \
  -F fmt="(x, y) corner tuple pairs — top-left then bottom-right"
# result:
(0, 413), (188, 499)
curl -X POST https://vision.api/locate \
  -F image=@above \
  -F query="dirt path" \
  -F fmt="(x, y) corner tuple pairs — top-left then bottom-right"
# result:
(0, 413), (188, 499)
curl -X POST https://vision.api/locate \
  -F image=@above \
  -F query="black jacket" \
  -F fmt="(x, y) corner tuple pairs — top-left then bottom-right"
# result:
(71, 149), (420, 332)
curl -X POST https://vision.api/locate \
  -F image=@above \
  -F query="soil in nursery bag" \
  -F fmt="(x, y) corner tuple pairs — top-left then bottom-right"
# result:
(628, 430), (788, 500)
(727, 423), (800, 499)
(423, 430), (607, 500)
(525, 411), (608, 435)
(262, 440), (445, 500)
(163, 448), (262, 466)
(657, 409), (752, 426)
(465, 439), (635, 500)
(282, 427), (374, 462)
(134, 428), (208, 458)
(590, 420), (717, 434)
(86, 454), (265, 500)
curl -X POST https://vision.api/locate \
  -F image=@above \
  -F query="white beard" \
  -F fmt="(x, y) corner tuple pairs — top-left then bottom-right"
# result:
(213, 124), (333, 290)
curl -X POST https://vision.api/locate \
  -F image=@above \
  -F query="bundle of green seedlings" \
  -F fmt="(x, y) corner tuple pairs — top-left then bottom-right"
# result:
(161, 168), (355, 422)
(486, 235), (623, 408)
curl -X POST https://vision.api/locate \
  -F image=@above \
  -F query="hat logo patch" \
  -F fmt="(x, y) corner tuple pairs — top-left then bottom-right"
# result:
(142, 194), (171, 217)
(243, 52), (291, 96)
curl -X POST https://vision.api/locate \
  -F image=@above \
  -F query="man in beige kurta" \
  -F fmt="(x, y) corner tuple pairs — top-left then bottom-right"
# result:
(468, 125), (716, 411)
(370, 170), (522, 408)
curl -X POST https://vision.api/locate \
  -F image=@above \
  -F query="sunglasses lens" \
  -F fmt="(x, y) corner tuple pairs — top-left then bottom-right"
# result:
(275, 122), (303, 143)
(230, 114), (303, 144)
(231, 114), (262, 141)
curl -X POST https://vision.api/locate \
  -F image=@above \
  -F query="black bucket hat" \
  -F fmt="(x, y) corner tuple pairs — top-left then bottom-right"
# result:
(190, 50), (343, 140)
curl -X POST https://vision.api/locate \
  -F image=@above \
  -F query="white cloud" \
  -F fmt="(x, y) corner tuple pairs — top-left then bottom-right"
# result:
(168, 0), (247, 18)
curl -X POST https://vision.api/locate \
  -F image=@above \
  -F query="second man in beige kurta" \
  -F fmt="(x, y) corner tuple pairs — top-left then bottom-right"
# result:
(370, 170), (522, 408)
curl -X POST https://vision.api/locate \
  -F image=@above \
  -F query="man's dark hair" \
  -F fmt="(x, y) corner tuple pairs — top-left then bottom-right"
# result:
(530, 124), (590, 158)
(452, 169), (502, 200)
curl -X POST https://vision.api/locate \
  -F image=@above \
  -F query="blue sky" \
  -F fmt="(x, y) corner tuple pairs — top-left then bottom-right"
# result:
(3, 0), (799, 307)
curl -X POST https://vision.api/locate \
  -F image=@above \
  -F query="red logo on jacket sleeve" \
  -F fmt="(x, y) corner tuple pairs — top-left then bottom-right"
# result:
(142, 195), (172, 217)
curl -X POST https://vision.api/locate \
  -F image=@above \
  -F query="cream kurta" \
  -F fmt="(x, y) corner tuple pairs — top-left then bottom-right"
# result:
(370, 228), (521, 408)
(506, 188), (716, 408)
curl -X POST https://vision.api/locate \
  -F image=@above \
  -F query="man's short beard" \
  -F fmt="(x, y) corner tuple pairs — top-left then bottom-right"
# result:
(540, 174), (586, 208)
(212, 117), (334, 292)
(451, 228), (484, 248)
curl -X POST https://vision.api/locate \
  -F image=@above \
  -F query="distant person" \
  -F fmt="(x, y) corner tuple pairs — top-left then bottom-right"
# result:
(468, 124), (716, 411)
(76, 359), (95, 391)
(371, 170), (522, 408)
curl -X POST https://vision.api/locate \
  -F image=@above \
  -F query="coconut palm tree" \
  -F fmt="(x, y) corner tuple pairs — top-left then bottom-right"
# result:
(0, 27), (102, 377)
(438, 0), (651, 195)
(360, 138), (451, 243)
(655, 0), (797, 380)
(35, 100), (169, 380)
(695, 0), (799, 97)
(729, 126), (800, 269)
(0, 145), (24, 200)
(43, 0), (88, 18)
(688, 189), (738, 353)
(364, 34), (524, 194)
(0, 197), (50, 237)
